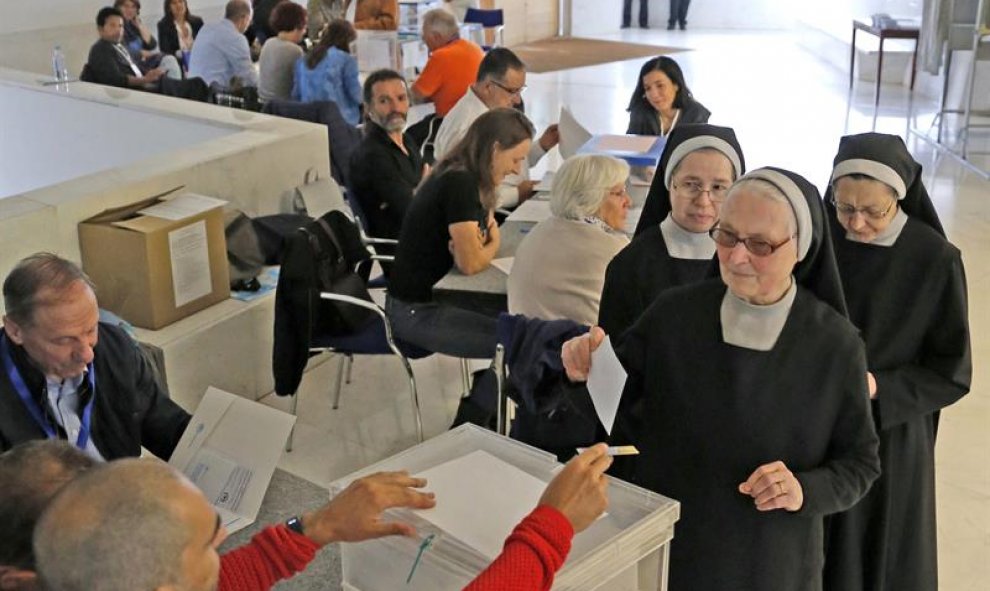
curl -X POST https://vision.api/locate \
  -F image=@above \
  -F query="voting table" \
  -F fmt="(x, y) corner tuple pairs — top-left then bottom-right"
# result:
(332, 424), (680, 590)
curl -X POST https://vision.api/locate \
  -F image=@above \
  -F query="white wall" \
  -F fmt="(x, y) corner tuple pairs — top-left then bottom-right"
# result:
(570, 0), (797, 37)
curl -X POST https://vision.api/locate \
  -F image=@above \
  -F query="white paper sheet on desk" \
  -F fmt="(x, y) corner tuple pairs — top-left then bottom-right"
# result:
(506, 198), (551, 223)
(559, 106), (592, 159)
(596, 135), (658, 154)
(414, 450), (548, 560)
(169, 387), (296, 534)
(587, 336), (628, 435)
(138, 193), (227, 220)
(491, 257), (514, 275)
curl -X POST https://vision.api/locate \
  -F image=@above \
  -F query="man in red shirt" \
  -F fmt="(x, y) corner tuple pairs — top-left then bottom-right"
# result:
(411, 8), (484, 118)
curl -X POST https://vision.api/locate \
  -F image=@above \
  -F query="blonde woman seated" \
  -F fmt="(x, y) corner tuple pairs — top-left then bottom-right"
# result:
(508, 155), (632, 326)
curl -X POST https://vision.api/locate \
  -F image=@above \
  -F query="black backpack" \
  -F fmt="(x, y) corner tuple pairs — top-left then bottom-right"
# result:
(301, 215), (375, 335)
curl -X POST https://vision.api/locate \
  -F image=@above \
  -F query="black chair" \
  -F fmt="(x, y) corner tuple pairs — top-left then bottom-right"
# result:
(262, 99), (362, 188)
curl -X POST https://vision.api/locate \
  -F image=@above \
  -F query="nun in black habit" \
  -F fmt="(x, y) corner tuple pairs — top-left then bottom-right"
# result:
(598, 124), (744, 337)
(563, 168), (880, 591)
(822, 133), (972, 591)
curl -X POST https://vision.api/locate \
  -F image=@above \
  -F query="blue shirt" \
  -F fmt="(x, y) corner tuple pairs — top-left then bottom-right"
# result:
(187, 18), (258, 87)
(291, 48), (362, 125)
(45, 373), (104, 461)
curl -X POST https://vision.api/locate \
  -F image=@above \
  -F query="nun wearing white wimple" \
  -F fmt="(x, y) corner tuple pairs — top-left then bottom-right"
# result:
(561, 167), (880, 591)
(822, 133), (972, 591)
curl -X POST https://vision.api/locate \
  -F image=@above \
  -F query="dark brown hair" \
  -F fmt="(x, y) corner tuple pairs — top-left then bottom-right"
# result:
(306, 19), (356, 69)
(270, 1), (307, 33)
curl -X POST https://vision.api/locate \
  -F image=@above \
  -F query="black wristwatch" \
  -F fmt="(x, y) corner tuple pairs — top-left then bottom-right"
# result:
(285, 515), (305, 536)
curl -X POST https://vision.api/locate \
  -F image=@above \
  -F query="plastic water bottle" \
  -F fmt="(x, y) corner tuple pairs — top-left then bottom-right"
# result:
(51, 45), (67, 83)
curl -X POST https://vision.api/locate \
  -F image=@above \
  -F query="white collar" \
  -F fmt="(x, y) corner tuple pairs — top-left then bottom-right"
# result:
(660, 213), (716, 260)
(846, 207), (908, 247)
(720, 279), (797, 351)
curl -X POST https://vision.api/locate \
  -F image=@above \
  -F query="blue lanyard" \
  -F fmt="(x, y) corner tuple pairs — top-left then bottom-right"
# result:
(0, 333), (96, 450)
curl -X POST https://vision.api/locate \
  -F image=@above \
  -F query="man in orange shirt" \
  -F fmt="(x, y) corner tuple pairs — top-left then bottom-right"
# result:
(411, 8), (483, 117)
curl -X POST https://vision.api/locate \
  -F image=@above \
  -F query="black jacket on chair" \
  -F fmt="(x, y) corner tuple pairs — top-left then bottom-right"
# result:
(262, 100), (363, 188)
(272, 211), (371, 396)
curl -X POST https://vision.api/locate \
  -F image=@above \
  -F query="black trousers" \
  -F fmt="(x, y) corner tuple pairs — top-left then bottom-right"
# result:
(622, 0), (648, 27)
(669, 0), (691, 26)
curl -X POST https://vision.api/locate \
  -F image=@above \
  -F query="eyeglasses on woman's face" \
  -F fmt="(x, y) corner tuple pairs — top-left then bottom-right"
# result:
(709, 226), (794, 257)
(828, 193), (896, 220)
(673, 180), (731, 203)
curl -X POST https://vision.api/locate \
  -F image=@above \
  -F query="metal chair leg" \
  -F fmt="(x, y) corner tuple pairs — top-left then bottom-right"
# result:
(344, 354), (354, 385)
(494, 344), (506, 436)
(332, 354), (347, 410)
(460, 358), (471, 397)
(285, 391), (300, 452)
(399, 356), (424, 442)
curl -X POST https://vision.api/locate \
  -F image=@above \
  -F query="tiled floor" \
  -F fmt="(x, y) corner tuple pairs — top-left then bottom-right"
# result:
(262, 28), (990, 589)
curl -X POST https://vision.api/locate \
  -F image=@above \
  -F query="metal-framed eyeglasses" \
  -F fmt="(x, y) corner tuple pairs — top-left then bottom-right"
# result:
(828, 193), (896, 220)
(709, 227), (795, 257)
(672, 180), (731, 203)
(490, 79), (526, 96)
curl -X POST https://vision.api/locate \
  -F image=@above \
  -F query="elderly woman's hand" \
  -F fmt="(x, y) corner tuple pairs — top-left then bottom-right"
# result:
(561, 326), (606, 382)
(738, 461), (804, 512)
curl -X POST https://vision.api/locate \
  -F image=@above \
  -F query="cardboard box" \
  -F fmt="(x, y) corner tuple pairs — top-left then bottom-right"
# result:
(79, 193), (230, 329)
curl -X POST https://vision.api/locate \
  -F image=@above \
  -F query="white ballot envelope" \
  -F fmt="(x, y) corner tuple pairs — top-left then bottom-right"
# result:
(506, 198), (552, 223)
(559, 106), (593, 160)
(587, 336), (628, 435)
(169, 387), (296, 534)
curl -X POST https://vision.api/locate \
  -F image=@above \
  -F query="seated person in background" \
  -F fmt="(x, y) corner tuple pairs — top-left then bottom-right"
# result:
(435, 48), (559, 208)
(627, 56), (709, 138)
(354, 0), (398, 31)
(157, 0), (204, 65)
(0, 441), (96, 591)
(258, 1), (306, 102)
(251, 0), (288, 44)
(306, 0), (346, 40)
(349, 69), (427, 272)
(33, 445), (610, 591)
(292, 19), (362, 124)
(0, 253), (190, 459)
(411, 9), (484, 119)
(386, 109), (534, 359)
(508, 155), (632, 326)
(188, 0), (259, 88)
(114, 0), (164, 72)
(86, 6), (169, 89)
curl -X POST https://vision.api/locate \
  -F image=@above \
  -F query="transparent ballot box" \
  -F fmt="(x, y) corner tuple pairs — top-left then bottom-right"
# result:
(330, 425), (680, 590)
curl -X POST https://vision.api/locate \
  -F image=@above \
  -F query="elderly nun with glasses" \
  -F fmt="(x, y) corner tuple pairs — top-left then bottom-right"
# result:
(821, 133), (971, 591)
(507, 154), (632, 326)
(599, 124), (744, 337)
(561, 167), (881, 591)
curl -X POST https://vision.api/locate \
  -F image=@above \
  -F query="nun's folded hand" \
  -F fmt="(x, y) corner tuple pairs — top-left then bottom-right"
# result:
(738, 460), (804, 512)
(562, 326), (606, 382)
(867, 372), (878, 399)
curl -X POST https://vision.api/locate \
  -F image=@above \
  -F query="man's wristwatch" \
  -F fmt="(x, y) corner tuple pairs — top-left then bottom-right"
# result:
(285, 515), (305, 536)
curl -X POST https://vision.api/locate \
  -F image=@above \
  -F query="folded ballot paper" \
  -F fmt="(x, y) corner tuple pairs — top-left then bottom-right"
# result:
(168, 387), (296, 534)
(559, 106), (593, 160)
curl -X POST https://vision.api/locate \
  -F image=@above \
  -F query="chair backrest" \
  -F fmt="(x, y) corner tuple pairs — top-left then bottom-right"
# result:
(261, 99), (361, 187)
(79, 63), (96, 83)
(464, 8), (504, 27)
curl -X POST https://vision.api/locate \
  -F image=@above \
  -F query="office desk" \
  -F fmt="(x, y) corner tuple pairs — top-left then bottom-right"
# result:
(221, 469), (342, 591)
(850, 18), (920, 106)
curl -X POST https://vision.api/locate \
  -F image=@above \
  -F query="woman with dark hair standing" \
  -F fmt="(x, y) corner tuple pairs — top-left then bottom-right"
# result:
(626, 56), (710, 137)
(822, 133), (971, 591)
(157, 0), (204, 62)
(259, 1), (307, 102)
(291, 19), (362, 124)
(386, 108), (535, 359)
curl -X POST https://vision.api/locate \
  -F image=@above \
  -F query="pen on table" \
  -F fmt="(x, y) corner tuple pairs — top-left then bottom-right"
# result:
(576, 445), (640, 456)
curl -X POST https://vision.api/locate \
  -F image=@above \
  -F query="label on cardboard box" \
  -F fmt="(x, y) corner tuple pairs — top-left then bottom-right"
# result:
(169, 220), (213, 307)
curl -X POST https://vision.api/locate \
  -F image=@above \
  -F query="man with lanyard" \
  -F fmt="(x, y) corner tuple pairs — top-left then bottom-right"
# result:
(0, 253), (189, 460)
(85, 6), (169, 90)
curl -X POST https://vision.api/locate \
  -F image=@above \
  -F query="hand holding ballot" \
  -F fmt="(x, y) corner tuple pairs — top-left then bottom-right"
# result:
(538, 124), (561, 152)
(539, 444), (612, 533)
(304, 471), (437, 545)
(562, 326), (606, 382)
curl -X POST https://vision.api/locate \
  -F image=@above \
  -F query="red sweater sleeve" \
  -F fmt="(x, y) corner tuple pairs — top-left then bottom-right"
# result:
(463, 506), (574, 591)
(218, 525), (320, 591)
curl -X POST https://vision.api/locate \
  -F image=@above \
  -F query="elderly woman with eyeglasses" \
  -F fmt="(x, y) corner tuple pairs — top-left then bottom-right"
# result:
(507, 154), (632, 326)
(820, 133), (971, 591)
(561, 167), (880, 591)
(598, 124), (744, 337)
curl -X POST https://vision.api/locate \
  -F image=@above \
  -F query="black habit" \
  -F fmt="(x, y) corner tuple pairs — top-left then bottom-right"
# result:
(612, 280), (881, 591)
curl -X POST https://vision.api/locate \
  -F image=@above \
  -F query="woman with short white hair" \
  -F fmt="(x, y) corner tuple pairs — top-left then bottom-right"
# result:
(508, 154), (632, 326)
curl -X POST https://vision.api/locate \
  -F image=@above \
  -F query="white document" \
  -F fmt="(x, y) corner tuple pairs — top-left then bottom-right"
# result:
(356, 32), (396, 71)
(534, 170), (555, 193)
(169, 387), (296, 534)
(414, 450), (548, 560)
(491, 257), (514, 275)
(506, 198), (551, 223)
(559, 106), (592, 160)
(587, 336), (628, 435)
(168, 220), (212, 307)
(595, 135), (658, 154)
(138, 193), (227, 221)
